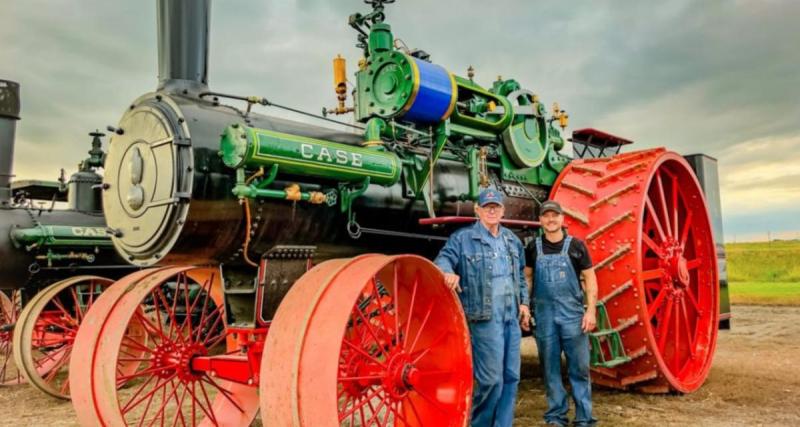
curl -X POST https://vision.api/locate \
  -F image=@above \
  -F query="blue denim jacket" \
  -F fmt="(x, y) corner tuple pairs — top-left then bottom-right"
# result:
(434, 222), (530, 321)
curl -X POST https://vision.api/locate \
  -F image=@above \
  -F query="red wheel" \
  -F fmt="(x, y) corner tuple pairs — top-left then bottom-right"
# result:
(261, 254), (473, 427)
(0, 290), (23, 386)
(70, 267), (259, 427)
(13, 276), (113, 399)
(551, 148), (719, 393)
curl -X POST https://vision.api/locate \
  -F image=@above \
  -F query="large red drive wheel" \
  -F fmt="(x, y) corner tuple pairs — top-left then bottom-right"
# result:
(13, 276), (113, 399)
(0, 290), (23, 386)
(261, 254), (473, 426)
(70, 267), (259, 427)
(551, 148), (719, 393)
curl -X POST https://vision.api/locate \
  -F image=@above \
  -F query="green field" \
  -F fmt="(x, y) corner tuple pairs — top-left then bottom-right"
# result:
(726, 240), (800, 305)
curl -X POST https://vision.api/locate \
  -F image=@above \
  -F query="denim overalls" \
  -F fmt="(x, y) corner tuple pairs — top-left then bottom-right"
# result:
(468, 226), (521, 427)
(533, 236), (596, 426)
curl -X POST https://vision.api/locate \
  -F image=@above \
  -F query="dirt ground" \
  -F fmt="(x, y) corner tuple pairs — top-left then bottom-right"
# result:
(1, 305), (798, 426)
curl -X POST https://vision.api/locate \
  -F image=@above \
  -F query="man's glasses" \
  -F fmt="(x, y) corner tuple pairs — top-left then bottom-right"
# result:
(481, 205), (504, 213)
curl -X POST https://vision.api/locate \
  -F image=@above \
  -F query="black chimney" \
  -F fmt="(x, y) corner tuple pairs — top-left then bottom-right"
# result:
(0, 79), (20, 205)
(156, 0), (211, 93)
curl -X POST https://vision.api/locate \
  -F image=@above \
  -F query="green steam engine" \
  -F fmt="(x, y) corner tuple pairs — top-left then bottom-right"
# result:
(68, 1), (725, 426)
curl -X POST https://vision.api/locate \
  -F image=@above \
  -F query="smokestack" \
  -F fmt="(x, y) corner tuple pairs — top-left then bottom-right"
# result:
(156, 0), (211, 93)
(0, 79), (20, 205)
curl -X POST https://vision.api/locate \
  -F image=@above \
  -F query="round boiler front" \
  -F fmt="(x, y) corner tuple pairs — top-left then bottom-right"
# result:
(102, 95), (193, 265)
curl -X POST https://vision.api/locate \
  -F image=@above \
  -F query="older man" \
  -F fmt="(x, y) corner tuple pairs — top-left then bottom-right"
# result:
(435, 188), (531, 427)
(525, 200), (598, 427)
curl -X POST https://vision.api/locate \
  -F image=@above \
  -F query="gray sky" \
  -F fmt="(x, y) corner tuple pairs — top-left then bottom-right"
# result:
(2, 0), (799, 242)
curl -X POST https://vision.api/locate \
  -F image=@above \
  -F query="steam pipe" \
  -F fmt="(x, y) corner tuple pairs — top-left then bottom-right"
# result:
(0, 79), (20, 205)
(156, 0), (211, 93)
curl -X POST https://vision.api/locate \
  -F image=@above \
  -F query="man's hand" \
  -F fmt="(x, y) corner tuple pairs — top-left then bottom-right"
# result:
(519, 305), (532, 332)
(443, 273), (461, 292)
(582, 309), (597, 333)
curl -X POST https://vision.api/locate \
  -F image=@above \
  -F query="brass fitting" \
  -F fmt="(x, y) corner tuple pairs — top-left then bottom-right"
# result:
(285, 184), (302, 201)
(325, 55), (354, 116)
(478, 147), (490, 188)
(308, 191), (327, 204)
(552, 102), (569, 130)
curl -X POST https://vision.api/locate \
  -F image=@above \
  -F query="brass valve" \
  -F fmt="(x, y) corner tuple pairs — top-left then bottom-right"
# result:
(285, 184), (302, 201)
(552, 102), (569, 130)
(323, 55), (354, 117)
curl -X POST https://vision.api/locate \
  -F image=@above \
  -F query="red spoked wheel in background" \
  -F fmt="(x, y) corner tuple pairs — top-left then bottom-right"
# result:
(13, 276), (113, 399)
(261, 254), (473, 427)
(0, 290), (23, 386)
(551, 148), (719, 393)
(69, 267), (260, 427)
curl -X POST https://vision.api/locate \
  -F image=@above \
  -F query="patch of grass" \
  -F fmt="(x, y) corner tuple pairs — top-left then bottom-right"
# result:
(725, 240), (800, 283)
(728, 282), (800, 306)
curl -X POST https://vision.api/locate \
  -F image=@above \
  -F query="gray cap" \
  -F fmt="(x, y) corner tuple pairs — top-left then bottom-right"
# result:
(539, 200), (563, 215)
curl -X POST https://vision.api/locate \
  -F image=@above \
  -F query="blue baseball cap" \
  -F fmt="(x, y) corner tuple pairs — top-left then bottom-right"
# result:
(478, 188), (504, 207)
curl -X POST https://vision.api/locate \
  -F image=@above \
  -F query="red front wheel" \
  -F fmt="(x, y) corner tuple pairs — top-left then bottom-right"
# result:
(70, 267), (259, 427)
(261, 254), (473, 426)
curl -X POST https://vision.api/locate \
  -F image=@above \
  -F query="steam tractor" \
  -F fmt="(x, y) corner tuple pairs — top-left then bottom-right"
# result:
(0, 79), (135, 399)
(69, 1), (725, 426)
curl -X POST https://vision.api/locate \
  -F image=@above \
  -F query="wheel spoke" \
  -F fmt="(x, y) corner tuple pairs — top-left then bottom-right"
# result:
(135, 311), (170, 345)
(145, 378), (181, 427)
(170, 383), (189, 427)
(369, 278), (394, 343)
(408, 302), (435, 354)
(411, 330), (449, 364)
(184, 381), (214, 425)
(70, 287), (83, 322)
(405, 396), (424, 425)
(655, 172), (673, 238)
(339, 386), (381, 421)
(671, 175), (679, 236)
(685, 288), (700, 314)
(196, 380), (221, 427)
(680, 299), (696, 357)
(387, 400), (412, 426)
(339, 375), (384, 382)
(645, 196), (667, 243)
(121, 374), (158, 413)
(352, 300), (387, 356)
(686, 258), (702, 270)
(673, 299), (681, 371)
(155, 287), (185, 345)
(193, 288), (211, 343)
(33, 343), (70, 367)
(50, 296), (78, 326)
(42, 347), (71, 382)
(403, 273), (420, 348)
(657, 298), (674, 353)
(642, 233), (666, 259)
(343, 338), (386, 367)
(648, 288), (668, 320)
(641, 268), (665, 282)
(392, 263), (401, 350)
(363, 395), (388, 426)
(201, 375), (246, 413)
(122, 373), (176, 415)
(680, 210), (694, 250)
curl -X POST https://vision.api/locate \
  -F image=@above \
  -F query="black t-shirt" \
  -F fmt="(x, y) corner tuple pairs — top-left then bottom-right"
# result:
(525, 235), (593, 282)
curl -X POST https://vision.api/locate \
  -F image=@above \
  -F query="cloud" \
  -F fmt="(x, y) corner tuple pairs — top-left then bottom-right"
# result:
(1, 0), (798, 242)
